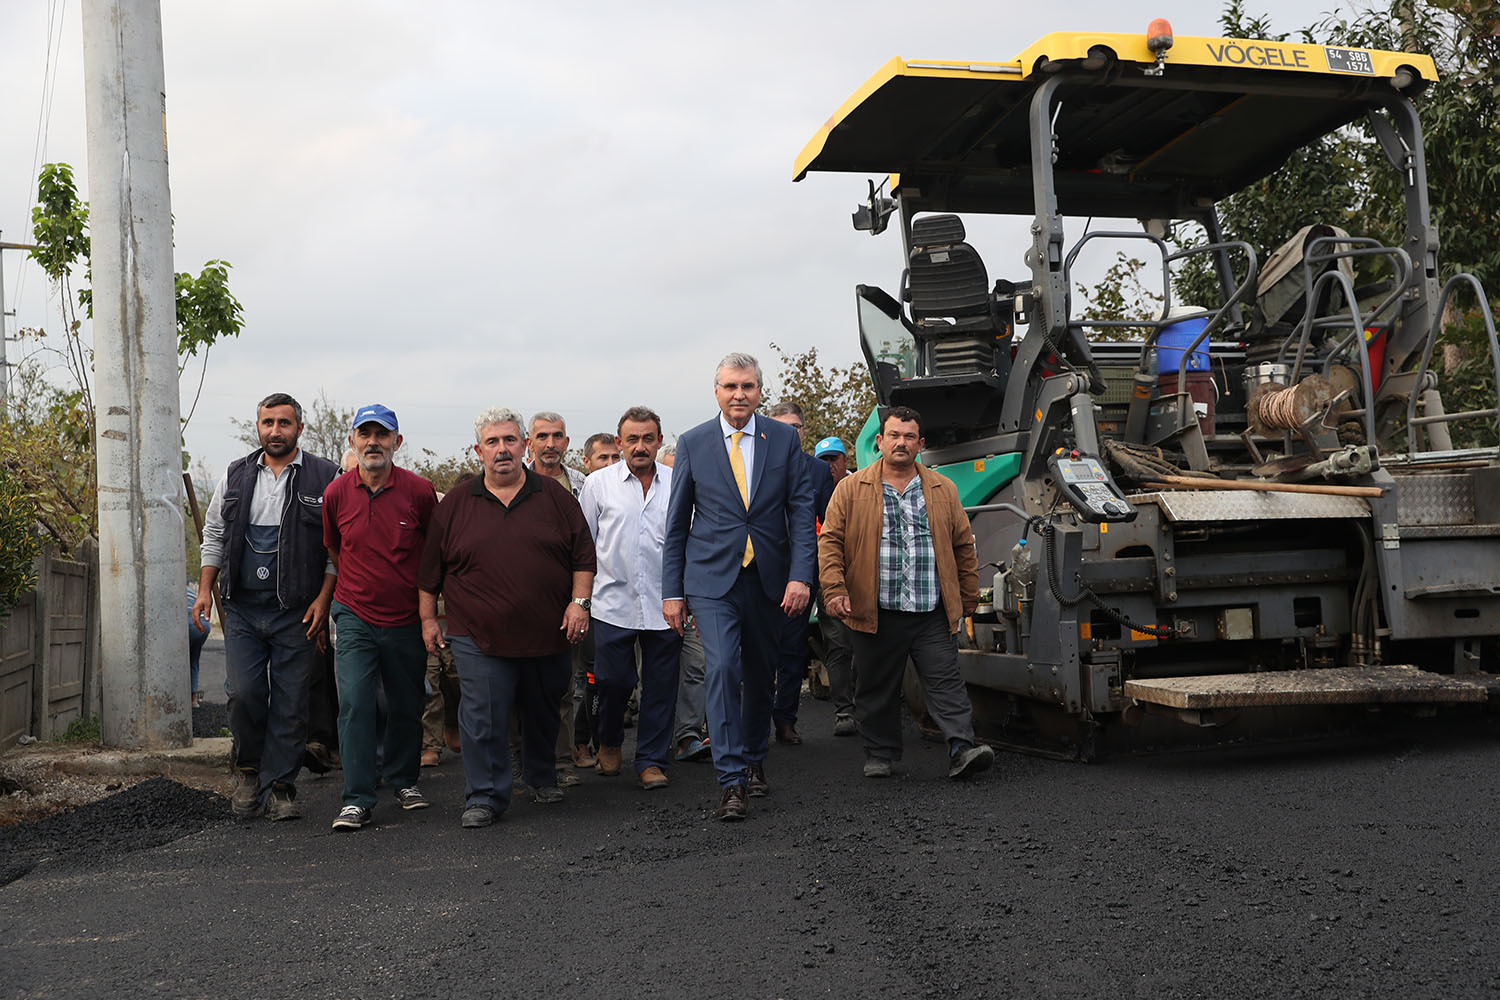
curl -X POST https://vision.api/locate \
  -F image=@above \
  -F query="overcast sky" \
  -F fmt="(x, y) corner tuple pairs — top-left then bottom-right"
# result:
(0, 0), (1339, 479)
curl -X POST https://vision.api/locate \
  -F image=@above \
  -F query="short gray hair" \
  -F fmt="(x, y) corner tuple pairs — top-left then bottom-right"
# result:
(715, 352), (763, 387)
(659, 442), (676, 457)
(474, 406), (524, 443)
(766, 400), (803, 419)
(529, 411), (566, 434)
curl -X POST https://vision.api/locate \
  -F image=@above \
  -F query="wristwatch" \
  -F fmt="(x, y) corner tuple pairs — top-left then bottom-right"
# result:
(571, 597), (592, 612)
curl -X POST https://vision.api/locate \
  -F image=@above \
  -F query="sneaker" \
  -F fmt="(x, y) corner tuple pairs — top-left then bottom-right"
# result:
(948, 743), (995, 779)
(331, 804), (371, 831)
(460, 804), (496, 828)
(833, 714), (857, 737)
(231, 769), (263, 819)
(557, 767), (581, 788)
(532, 785), (564, 805)
(265, 785), (301, 821)
(863, 757), (892, 779)
(394, 786), (430, 810)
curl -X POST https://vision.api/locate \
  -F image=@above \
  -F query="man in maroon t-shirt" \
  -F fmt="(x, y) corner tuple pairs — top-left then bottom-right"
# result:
(322, 403), (439, 832)
(418, 405), (596, 829)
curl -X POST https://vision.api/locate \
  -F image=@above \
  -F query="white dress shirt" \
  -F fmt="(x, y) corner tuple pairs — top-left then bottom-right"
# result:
(580, 460), (673, 631)
(719, 412), (756, 500)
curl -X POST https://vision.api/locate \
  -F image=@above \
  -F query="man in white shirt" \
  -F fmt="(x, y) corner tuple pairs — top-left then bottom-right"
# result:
(578, 406), (683, 789)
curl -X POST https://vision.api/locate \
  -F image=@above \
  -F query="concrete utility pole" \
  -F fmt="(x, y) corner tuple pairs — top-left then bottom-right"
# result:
(81, 0), (190, 748)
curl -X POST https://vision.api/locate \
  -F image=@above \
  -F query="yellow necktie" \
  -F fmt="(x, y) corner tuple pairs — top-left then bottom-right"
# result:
(730, 431), (754, 567)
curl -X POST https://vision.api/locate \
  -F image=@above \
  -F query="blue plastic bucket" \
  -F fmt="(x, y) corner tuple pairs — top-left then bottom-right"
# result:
(1156, 315), (1210, 374)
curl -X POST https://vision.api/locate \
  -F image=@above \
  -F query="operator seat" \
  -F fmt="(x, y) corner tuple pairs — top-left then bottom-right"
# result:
(895, 214), (1013, 444)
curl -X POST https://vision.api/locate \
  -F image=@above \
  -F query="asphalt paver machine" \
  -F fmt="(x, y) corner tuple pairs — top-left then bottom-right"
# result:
(794, 23), (1500, 755)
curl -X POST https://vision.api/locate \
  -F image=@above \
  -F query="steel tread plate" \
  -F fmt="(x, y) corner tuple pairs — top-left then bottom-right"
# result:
(1123, 665), (1487, 709)
(1399, 523), (1500, 539)
(1132, 491), (1370, 522)
(1394, 473), (1475, 526)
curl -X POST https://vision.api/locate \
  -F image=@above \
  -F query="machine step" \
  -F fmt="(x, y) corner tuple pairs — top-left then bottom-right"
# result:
(1123, 665), (1488, 710)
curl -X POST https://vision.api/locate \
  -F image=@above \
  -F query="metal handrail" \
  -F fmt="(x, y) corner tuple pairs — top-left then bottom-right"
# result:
(1404, 273), (1500, 456)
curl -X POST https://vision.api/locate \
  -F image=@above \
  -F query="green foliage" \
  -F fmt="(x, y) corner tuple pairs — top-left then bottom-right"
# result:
(14, 161), (245, 549)
(408, 449), (484, 495)
(1075, 253), (1164, 339)
(30, 164), (89, 285)
(62, 715), (101, 743)
(766, 342), (877, 453)
(175, 261), (244, 359)
(0, 370), (97, 550)
(0, 466), (42, 616)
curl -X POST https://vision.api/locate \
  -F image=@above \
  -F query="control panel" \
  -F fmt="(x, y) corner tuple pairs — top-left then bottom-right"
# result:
(1048, 451), (1136, 524)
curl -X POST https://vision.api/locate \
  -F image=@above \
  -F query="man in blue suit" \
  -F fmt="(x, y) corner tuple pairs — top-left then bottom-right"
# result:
(663, 352), (817, 821)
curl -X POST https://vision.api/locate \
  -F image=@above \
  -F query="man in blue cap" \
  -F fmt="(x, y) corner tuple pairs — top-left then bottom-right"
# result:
(322, 403), (440, 831)
(814, 435), (857, 735)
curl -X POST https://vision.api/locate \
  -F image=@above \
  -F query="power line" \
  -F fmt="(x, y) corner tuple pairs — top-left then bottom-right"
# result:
(13, 0), (68, 320)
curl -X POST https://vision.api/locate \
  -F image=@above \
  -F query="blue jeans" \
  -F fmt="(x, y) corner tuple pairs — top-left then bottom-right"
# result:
(691, 568), (780, 788)
(222, 593), (320, 797)
(448, 636), (568, 812)
(188, 599), (208, 696)
(593, 619), (682, 774)
(331, 601), (426, 810)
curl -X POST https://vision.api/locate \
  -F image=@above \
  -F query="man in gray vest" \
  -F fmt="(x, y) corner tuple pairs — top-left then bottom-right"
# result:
(192, 393), (340, 820)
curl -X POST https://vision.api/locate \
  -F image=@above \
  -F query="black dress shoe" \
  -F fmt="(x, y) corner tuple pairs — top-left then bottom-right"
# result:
(774, 722), (802, 745)
(745, 763), (770, 797)
(714, 784), (748, 821)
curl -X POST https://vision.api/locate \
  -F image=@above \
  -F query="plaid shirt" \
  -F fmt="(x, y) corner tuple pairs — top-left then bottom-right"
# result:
(878, 476), (939, 612)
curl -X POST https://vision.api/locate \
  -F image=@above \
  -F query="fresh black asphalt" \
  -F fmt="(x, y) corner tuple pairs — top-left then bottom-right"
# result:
(2, 641), (1497, 999)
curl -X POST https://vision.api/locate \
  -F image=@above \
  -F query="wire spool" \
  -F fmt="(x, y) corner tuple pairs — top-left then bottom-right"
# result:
(1247, 374), (1332, 435)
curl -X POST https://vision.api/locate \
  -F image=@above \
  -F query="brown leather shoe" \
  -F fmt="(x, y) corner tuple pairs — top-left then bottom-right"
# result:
(572, 744), (598, 769)
(714, 784), (747, 821)
(746, 762), (770, 797)
(444, 727), (462, 754)
(774, 722), (802, 745)
(638, 765), (670, 790)
(596, 745), (622, 776)
(420, 749), (440, 767)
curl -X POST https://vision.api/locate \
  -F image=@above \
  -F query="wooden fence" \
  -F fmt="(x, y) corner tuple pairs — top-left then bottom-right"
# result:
(0, 541), (100, 745)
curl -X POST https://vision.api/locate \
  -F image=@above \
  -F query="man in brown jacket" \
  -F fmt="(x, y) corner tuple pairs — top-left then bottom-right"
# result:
(818, 406), (995, 780)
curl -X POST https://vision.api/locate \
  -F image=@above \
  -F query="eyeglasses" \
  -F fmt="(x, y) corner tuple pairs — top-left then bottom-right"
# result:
(716, 381), (758, 392)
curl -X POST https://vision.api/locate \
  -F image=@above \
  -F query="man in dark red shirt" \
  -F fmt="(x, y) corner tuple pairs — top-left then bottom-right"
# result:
(418, 405), (596, 829)
(322, 403), (439, 831)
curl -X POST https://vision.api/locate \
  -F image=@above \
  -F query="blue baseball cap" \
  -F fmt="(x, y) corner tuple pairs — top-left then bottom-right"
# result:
(352, 403), (398, 432)
(814, 436), (846, 458)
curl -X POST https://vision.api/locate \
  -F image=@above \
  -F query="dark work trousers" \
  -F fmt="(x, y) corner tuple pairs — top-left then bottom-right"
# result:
(222, 592), (320, 800)
(772, 592), (814, 728)
(673, 613), (707, 745)
(848, 607), (976, 762)
(593, 619), (683, 775)
(817, 594), (857, 720)
(330, 602), (426, 810)
(450, 636), (569, 812)
(422, 645), (460, 751)
(692, 565), (780, 789)
(307, 641), (340, 751)
(571, 638), (597, 750)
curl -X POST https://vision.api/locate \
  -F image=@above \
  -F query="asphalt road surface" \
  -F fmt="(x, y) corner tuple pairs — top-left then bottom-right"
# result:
(3, 678), (1499, 998)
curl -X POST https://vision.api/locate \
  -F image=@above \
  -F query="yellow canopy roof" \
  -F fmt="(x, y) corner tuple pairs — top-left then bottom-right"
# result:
(794, 31), (1438, 218)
